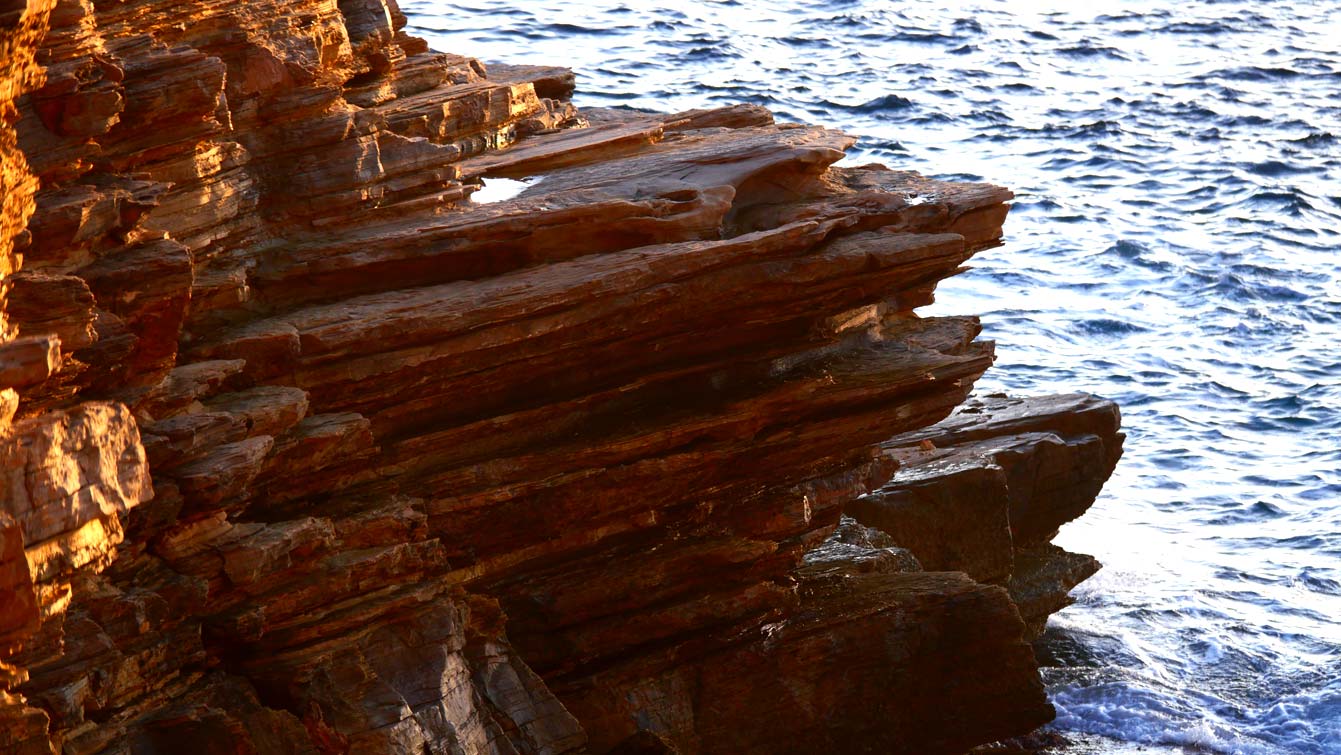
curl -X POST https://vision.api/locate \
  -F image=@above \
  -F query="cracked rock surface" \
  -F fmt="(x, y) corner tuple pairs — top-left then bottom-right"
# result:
(1, 2), (1121, 753)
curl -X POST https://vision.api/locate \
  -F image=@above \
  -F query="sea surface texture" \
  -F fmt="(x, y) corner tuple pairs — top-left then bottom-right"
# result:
(403, 2), (1341, 753)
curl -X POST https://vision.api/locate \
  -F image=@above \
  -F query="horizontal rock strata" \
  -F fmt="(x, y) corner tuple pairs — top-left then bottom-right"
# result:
(1, 1), (1123, 753)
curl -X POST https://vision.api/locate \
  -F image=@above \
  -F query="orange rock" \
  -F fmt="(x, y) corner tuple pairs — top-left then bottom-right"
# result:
(0, 1), (1121, 752)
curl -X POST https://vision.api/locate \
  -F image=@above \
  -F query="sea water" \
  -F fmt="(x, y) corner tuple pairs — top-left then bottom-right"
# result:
(402, 2), (1341, 752)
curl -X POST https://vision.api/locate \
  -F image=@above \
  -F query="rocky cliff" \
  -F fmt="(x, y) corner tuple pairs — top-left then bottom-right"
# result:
(0, 2), (1123, 753)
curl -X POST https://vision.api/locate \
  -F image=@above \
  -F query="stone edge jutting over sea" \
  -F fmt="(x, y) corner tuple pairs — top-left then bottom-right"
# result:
(0, 1), (1122, 753)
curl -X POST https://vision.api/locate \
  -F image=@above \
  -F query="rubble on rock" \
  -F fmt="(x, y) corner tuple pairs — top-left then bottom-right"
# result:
(1, 1), (1122, 753)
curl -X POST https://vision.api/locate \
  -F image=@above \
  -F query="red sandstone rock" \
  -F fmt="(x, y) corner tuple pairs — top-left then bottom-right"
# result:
(0, 336), (61, 391)
(851, 393), (1123, 635)
(0, 1), (1123, 753)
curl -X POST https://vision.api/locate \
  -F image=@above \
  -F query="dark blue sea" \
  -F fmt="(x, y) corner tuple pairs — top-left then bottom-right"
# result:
(403, 2), (1341, 752)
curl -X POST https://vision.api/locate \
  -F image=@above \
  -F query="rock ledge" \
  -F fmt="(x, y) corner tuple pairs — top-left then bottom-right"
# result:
(1, 3), (1121, 753)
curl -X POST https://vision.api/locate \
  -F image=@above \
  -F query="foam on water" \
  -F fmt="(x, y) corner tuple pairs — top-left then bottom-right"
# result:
(469, 177), (536, 204)
(403, 1), (1341, 751)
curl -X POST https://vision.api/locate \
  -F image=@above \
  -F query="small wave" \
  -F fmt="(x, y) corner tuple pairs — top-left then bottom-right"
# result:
(887, 31), (957, 44)
(823, 93), (916, 113)
(1155, 21), (1234, 35)
(1299, 483), (1341, 501)
(953, 18), (984, 34)
(1222, 114), (1274, 127)
(858, 137), (909, 154)
(1057, 43), (1130, 60)
(1074, 318), (1151, 338)
(1203, 500), (1288, 525)
(537, 22), (626, 35)
(810, 14), (868, 30)
(1296, 569), (1341, 594)
(968, 107), (1012, 123)
(1246, 160), (1319, 177)
(681, 45), (742, 61)
(1244, 189), (1318, 215)
(1030, 120), (1126, 140)
(1290, 132), (1336, 147)
(778, 36), (830, 49)
(1013, 197), (1062, 213)
(1209, 66), (1305, 81)
(1051, 683), (1287, 755)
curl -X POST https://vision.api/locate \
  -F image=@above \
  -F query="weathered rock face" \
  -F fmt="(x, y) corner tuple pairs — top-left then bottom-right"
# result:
(0, 1), (1123, 753)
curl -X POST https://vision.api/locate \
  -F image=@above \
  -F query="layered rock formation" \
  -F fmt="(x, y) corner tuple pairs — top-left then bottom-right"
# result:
(1, 2), (1123, 753)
